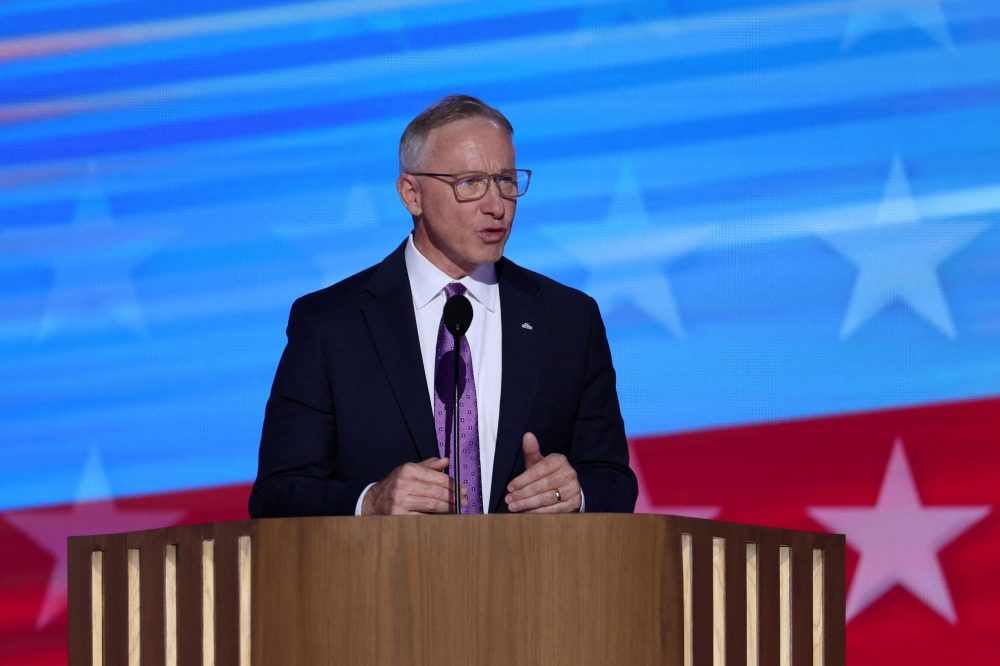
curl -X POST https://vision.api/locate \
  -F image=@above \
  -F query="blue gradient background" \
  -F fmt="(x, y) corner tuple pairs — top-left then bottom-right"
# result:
(2, 0), (999, 510)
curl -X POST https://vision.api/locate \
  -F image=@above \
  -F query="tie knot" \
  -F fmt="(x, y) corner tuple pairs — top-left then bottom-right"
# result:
(445, 282), (467, 298)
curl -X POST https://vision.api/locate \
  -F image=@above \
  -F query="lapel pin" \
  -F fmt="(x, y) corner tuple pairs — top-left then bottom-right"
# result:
(522, 322), (533, 330)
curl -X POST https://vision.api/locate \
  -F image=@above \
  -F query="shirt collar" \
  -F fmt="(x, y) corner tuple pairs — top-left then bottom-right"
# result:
(405, 234), (497, 312)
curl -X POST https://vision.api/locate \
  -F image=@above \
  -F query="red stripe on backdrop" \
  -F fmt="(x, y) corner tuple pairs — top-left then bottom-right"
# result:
(0, 483), (251, 666)
(630, 396), (999, 666)
(4, 396), (997, 665)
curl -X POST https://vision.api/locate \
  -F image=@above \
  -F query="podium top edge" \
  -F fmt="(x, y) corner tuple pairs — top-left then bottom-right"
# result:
(65, 514), (844, 543)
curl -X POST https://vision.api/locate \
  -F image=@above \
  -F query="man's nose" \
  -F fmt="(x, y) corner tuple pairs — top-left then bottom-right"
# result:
(479, 179), (506, 218)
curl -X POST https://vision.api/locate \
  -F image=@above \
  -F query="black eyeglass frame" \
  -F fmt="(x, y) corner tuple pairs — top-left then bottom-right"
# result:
(409, 169), (532, 202)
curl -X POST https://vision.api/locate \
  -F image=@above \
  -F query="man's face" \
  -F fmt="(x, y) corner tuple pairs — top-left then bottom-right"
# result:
(399, 117), (517, 278)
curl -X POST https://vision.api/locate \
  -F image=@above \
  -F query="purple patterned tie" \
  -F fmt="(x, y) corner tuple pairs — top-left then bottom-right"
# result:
(434, 283), (484, 514)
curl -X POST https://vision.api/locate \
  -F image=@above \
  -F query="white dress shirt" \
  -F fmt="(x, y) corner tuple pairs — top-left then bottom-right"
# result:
(355, 234), (503, 513)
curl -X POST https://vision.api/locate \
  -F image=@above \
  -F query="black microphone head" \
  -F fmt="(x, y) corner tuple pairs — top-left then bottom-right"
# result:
(443, 293), (474, 338)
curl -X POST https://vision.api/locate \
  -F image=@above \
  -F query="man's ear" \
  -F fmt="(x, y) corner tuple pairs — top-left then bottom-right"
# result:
(396, 174), (422, 217)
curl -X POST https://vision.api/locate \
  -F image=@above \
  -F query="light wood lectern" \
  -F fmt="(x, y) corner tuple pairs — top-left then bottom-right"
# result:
(68, 515), (844, 666)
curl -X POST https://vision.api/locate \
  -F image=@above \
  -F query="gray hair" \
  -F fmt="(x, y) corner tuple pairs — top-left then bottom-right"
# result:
(399, 95), (514, 174)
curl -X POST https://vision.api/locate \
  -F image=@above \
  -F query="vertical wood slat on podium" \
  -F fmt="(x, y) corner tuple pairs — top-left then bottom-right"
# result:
(68, 515), (844, 666)
(691, 522), (715, 666)
(724, 525), (748, 666)
(68, 522), (253, 666)
(755, 529), (782, 666)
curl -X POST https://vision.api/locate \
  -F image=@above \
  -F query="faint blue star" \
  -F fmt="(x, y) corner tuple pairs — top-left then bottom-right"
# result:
(273, 182), (383, 288)
(819, 156), (988, 339)
(310, 6), (412, 48)
(842, 0), (953, 50)
(0, 191), (180, 339)
(542, 160), (712, 338)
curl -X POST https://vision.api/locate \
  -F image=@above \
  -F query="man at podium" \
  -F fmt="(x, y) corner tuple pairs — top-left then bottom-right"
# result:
(250, 95), (637, 518)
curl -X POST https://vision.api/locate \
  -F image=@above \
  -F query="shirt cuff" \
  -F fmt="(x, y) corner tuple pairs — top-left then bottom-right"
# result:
(355, 483), (376, 516)
(579, 488), (585, 513)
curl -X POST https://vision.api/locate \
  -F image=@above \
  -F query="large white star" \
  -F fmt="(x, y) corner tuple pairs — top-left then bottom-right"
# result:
(0, 190), (180, 338)
(842, 0), (953, 50)
(541, 160), (712, 338)
(818, 156), (988, 339)
(629, 443), (721, 519)
(4, 447), (184, 628)
(808, 439), (990, 623)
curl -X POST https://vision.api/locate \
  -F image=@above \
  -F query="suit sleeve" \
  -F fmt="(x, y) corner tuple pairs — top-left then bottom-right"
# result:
(571, 297), (639, 512)
(248, 298), (367, 517)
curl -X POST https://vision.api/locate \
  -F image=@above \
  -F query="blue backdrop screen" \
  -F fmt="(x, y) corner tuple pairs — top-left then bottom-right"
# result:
(2, 0), (999, 510)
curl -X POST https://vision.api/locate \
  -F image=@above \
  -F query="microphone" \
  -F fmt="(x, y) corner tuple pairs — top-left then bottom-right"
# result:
(443, 293), (473, 337)
(443, 293), (473, 514)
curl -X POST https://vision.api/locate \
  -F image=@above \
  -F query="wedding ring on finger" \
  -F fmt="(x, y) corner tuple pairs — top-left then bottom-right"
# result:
(555, 488), (562, 503)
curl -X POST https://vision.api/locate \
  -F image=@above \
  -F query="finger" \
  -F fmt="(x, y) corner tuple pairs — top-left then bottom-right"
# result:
(398, 478), (456, 503)
(506, 469), (577, 502)
(402, 484), (469, 513)
(525, 497), (581, 514)
(507, 458), (559, 492)
(522, 432), (544, 468)
(442, 479), (469, 496)
(508, 480), (580, 511)
(404, 463), (453, 487)
(434, 477), (467, 499)
(402, 495), (454, 513)
(404, 490), (469, 513)
(433, 480), (468, 506)
(507, 453), (567, 492)
(507, 486), (577, 512)
(419, 457), (450, 471)
(391, 495), (453, 515)
(507, 488), (562, 513)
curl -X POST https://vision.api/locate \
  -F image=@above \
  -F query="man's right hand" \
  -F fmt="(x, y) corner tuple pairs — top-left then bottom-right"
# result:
(361, 457), (467, 515)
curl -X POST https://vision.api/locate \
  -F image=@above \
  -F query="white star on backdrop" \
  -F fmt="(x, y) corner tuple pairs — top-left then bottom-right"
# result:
(819, 156), (988, 339)
(0, 190), (180, 338)
(630, 443), (721, 518)
(808, 439), (990, 624)
(542, 160), (711, 338)
(272, 182), (381, 288)
(842, 0), (953, 50)
(5, 447), (184, 628)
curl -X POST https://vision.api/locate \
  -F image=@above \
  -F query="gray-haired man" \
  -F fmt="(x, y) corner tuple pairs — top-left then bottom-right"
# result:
(250, 95), (637, 518)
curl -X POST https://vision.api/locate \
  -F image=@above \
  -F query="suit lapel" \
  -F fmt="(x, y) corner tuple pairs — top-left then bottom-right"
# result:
(361, 242), (439, 462)
(490, 260), (546, 513)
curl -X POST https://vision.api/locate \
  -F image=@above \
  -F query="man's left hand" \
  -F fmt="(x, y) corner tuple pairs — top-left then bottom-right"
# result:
(505, 432), (581, 513)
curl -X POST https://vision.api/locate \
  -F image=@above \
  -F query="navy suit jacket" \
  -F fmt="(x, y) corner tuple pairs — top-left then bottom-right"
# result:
(249, 240), (637, 516)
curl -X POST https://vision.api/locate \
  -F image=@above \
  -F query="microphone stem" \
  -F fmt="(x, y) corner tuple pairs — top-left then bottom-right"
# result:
(453, 335), (462, 515)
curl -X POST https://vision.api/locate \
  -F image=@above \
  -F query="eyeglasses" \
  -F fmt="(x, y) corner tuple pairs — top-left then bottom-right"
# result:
(410, 169), (532, 202)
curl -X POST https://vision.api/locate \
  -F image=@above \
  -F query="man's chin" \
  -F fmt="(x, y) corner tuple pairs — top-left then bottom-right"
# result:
(473, 241), (506, 265)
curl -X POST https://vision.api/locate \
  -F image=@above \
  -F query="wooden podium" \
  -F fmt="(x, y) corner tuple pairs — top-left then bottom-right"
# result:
(68, 515), (844, 666)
